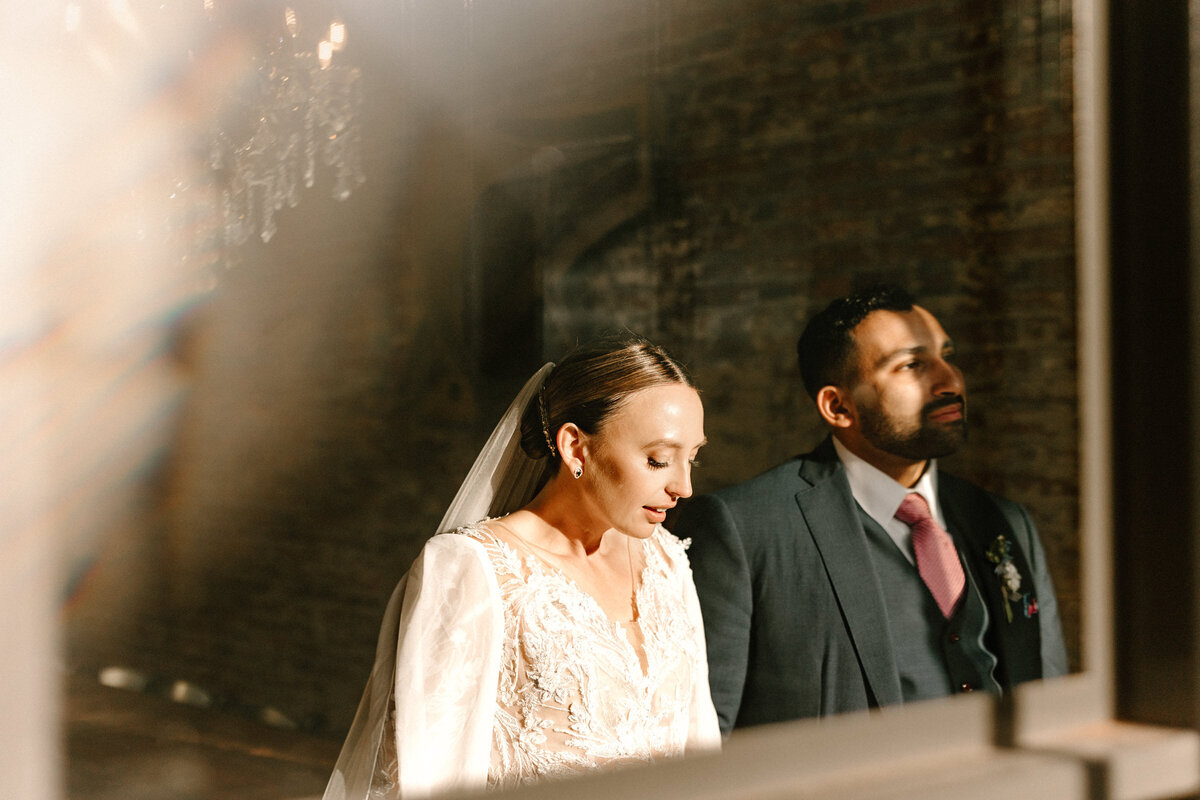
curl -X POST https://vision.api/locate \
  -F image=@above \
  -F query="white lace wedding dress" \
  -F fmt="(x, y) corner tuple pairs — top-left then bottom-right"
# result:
(335, 520), (719, 799)
(323, 363), (719, 800)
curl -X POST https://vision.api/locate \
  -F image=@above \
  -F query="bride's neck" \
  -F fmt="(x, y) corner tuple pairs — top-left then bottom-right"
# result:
(518, 479), (610, 557)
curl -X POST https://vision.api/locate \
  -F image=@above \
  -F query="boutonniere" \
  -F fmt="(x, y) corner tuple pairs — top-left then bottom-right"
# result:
(985, 535), (1037, 622)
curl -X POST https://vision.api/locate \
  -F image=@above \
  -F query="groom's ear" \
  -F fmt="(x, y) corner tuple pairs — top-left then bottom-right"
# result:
(816, 385), (855, 429)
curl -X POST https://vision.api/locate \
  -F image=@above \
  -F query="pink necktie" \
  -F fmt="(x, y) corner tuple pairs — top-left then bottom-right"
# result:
(895, 493), (966, 618)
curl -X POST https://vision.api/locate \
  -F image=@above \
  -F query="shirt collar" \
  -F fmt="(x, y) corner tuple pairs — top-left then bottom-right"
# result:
(831, 436), (945, 529)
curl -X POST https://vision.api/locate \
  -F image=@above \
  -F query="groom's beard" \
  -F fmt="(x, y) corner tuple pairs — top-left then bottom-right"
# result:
(858, 395), (967, 462)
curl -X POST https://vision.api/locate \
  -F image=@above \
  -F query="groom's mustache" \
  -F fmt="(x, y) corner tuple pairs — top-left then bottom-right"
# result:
(923, 395), (966, 417)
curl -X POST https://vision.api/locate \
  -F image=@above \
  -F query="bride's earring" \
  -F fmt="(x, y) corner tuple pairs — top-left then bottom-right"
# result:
(573, 465), (583, 479)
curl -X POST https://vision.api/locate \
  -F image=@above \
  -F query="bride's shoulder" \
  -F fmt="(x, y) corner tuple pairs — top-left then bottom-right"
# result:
(652, 525), (693, 564)
(420, 526), (486, 555)
(428, 519), (527, 580)
(431, 519), (525, 559)
(433, 519), (502, 546)
(465, 512), (539, 549)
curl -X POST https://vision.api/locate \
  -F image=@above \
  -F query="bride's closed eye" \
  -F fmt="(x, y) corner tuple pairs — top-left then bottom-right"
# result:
(647, 456), (701, 469)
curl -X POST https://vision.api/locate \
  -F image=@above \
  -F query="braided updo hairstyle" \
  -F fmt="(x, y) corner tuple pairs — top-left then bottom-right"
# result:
(518, 334), (695, 471)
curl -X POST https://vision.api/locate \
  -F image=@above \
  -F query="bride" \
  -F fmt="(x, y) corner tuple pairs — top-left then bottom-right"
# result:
(323, 335), (720, 799)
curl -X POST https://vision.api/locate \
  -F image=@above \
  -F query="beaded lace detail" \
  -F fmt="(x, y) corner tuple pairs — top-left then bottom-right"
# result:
(457, 523), (701, 791)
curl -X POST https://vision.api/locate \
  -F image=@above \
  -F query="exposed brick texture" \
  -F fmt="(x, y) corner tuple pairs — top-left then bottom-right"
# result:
(67, 0), (1078, 737)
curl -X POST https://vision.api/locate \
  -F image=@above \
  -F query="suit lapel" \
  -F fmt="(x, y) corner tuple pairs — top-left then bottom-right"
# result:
(796, 456), (904, 708)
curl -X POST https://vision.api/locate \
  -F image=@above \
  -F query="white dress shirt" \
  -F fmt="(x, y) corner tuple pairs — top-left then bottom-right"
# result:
(831, 437), (947, 566)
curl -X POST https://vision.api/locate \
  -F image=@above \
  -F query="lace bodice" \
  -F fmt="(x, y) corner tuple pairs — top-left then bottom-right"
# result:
(324, 522), (719, 800)
(457, 523), (710, 790)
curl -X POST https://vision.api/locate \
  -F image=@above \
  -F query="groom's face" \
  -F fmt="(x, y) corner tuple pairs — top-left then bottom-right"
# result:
(844, 306), (967, 464)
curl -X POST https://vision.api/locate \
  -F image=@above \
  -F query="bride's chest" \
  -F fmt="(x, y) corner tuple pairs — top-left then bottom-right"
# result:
(497, 561), (696, 684)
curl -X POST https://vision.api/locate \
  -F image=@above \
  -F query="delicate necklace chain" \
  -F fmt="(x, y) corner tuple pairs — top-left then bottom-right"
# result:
(626, 536), (639, 622)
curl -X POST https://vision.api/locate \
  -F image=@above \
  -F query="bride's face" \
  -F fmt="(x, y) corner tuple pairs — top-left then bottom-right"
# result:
(582, 382), (705, 538)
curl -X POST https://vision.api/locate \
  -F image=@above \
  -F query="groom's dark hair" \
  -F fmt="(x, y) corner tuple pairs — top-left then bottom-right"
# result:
(796, 284), (916, 400)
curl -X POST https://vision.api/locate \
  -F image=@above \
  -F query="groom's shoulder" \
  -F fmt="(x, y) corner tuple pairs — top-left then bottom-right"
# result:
(717, 457), (803, 498)
(709, 444), (837, 503)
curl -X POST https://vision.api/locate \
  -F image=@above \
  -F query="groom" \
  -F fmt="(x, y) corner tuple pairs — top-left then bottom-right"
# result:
(675, 285), (1068, 734)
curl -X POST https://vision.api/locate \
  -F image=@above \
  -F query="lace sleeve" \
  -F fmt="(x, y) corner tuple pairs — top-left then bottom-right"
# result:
(323, 534), (503, 800)
(393, 534), (504, 798)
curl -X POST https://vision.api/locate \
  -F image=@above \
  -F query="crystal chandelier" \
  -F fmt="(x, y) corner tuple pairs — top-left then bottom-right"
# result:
(209, 4), (365, 245)
(60, 0), (366, 255)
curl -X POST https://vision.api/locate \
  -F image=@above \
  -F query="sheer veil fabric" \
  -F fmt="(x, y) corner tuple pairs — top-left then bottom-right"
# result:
(322, 364), (555, 800)
(435, 363), (556, 534)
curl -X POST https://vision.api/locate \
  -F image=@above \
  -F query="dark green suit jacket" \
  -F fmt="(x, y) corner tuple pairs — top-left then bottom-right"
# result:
(674, 439), (1068, 734)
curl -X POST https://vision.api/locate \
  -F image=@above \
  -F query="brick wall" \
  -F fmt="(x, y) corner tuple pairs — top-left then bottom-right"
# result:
(67, 0), (1078, 736)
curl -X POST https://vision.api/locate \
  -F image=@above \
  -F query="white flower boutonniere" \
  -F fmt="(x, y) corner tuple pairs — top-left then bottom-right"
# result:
(985, 535), (1038, 622)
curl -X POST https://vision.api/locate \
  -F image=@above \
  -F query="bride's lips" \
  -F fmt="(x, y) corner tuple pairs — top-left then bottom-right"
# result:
(643, 505), (670, 523)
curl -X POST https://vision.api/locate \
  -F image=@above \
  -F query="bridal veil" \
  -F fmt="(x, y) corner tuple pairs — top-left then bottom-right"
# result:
(322, 363), (555, 800)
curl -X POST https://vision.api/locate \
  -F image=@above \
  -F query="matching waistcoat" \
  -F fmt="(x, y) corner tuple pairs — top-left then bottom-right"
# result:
(855, 499), (1044, 698)
(858, 508), (1001, 699)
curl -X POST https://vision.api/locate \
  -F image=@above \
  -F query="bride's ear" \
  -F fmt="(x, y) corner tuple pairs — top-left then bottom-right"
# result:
(557, 423), (588, 471)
